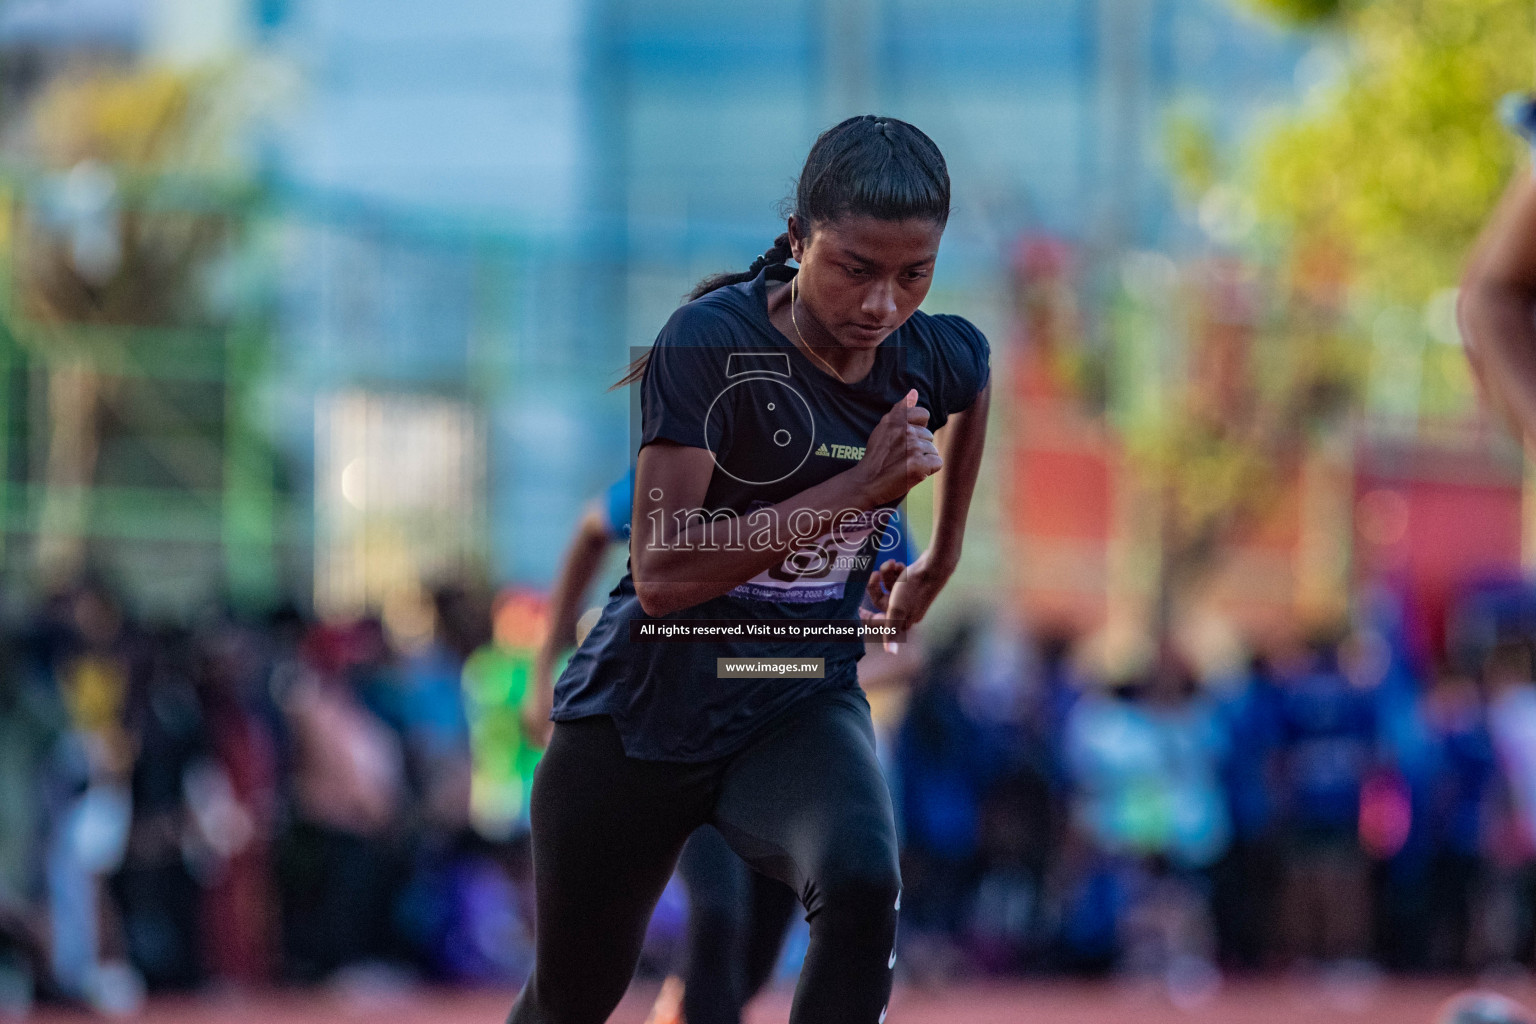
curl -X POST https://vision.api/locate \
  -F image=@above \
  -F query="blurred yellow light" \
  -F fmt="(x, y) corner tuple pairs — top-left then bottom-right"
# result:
(340, 457), (366, 509)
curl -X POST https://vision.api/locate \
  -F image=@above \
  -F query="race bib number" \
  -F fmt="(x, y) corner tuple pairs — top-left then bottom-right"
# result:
(728, 507), (893, 604)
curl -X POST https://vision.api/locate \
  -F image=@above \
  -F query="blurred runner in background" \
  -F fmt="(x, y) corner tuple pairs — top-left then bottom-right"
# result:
(1460, 94), (1536, 438)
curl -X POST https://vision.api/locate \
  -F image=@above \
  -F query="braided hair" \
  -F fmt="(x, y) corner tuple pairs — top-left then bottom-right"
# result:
(612, 115), (950, 389)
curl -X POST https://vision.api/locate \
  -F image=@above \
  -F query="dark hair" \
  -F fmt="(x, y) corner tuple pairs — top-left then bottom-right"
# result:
(612, 115), (950, 389)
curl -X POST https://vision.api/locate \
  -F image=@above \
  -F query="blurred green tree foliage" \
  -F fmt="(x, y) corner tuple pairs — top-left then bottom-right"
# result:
(2, 63), (281, 592)
(1238, 0), (1346, 26)
(1249, 0), (1534, 307)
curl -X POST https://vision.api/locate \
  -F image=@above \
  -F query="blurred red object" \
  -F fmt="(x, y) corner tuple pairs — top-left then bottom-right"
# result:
(1358, 767), (1412, 860)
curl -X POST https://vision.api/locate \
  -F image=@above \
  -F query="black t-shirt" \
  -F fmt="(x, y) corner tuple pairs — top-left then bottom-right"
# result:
(552, 263), (990, 761)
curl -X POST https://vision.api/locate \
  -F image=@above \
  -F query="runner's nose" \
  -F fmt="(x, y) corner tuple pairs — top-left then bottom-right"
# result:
(863, 280), (897, 321)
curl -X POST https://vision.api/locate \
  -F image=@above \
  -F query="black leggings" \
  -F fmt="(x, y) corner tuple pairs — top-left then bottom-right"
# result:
(507, 687), (901, 1024)
(677, 825), (799, 1024)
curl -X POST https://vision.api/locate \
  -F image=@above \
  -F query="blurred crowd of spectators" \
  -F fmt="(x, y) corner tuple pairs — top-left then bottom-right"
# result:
(5, 579), (1536, 1014)
(892, 594), (1536, 997)
(0, 581), (539, 1015)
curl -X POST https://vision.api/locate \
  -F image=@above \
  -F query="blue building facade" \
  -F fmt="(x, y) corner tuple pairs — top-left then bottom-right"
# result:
(262, 0), (1309, 592)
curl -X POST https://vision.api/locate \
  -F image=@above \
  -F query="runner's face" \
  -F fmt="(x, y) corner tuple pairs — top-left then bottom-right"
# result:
(789, 214), (944, 351)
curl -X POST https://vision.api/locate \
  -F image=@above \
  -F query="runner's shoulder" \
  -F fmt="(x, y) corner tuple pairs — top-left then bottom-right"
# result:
(906, 310), (990, 357)
(901, 311), (990, 383)
(655, 285), (760, 349)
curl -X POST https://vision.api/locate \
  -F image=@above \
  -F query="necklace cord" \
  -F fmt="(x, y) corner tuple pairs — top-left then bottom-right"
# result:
(790, 275), (847, 385)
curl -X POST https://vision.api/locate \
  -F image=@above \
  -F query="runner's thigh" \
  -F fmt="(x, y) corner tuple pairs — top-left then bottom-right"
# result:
(709, 689), (900, 907)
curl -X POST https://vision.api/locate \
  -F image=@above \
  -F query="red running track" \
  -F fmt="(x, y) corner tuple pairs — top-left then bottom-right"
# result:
(25, 978), (1536, 1024)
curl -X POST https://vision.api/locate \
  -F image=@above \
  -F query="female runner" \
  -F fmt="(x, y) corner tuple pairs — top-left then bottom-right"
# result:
(508, 113), (991, 1024)
(525, 466), (917, 1024)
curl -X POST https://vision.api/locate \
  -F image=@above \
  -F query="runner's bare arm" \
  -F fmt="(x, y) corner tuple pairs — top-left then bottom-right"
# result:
(865, 383), (990, 634)
(524, 500), (613, 743)
(544, 502), (613, 653)
(927, 382), (990, 576)
(1460, 167), (1536, 440)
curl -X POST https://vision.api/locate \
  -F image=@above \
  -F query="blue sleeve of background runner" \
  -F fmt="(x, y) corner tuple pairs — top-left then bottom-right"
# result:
(601, 468), (635, 542)
(1502, 93), (1536, 153)
(876, 505), (917, 565)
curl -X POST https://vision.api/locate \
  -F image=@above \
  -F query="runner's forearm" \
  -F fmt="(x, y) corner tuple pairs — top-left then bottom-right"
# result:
(926, 383), (990, 575)
(542, 507), (613, 655)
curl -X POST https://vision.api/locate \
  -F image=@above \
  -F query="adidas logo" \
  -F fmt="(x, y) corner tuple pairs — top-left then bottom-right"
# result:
(815, 442), (865, 460)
